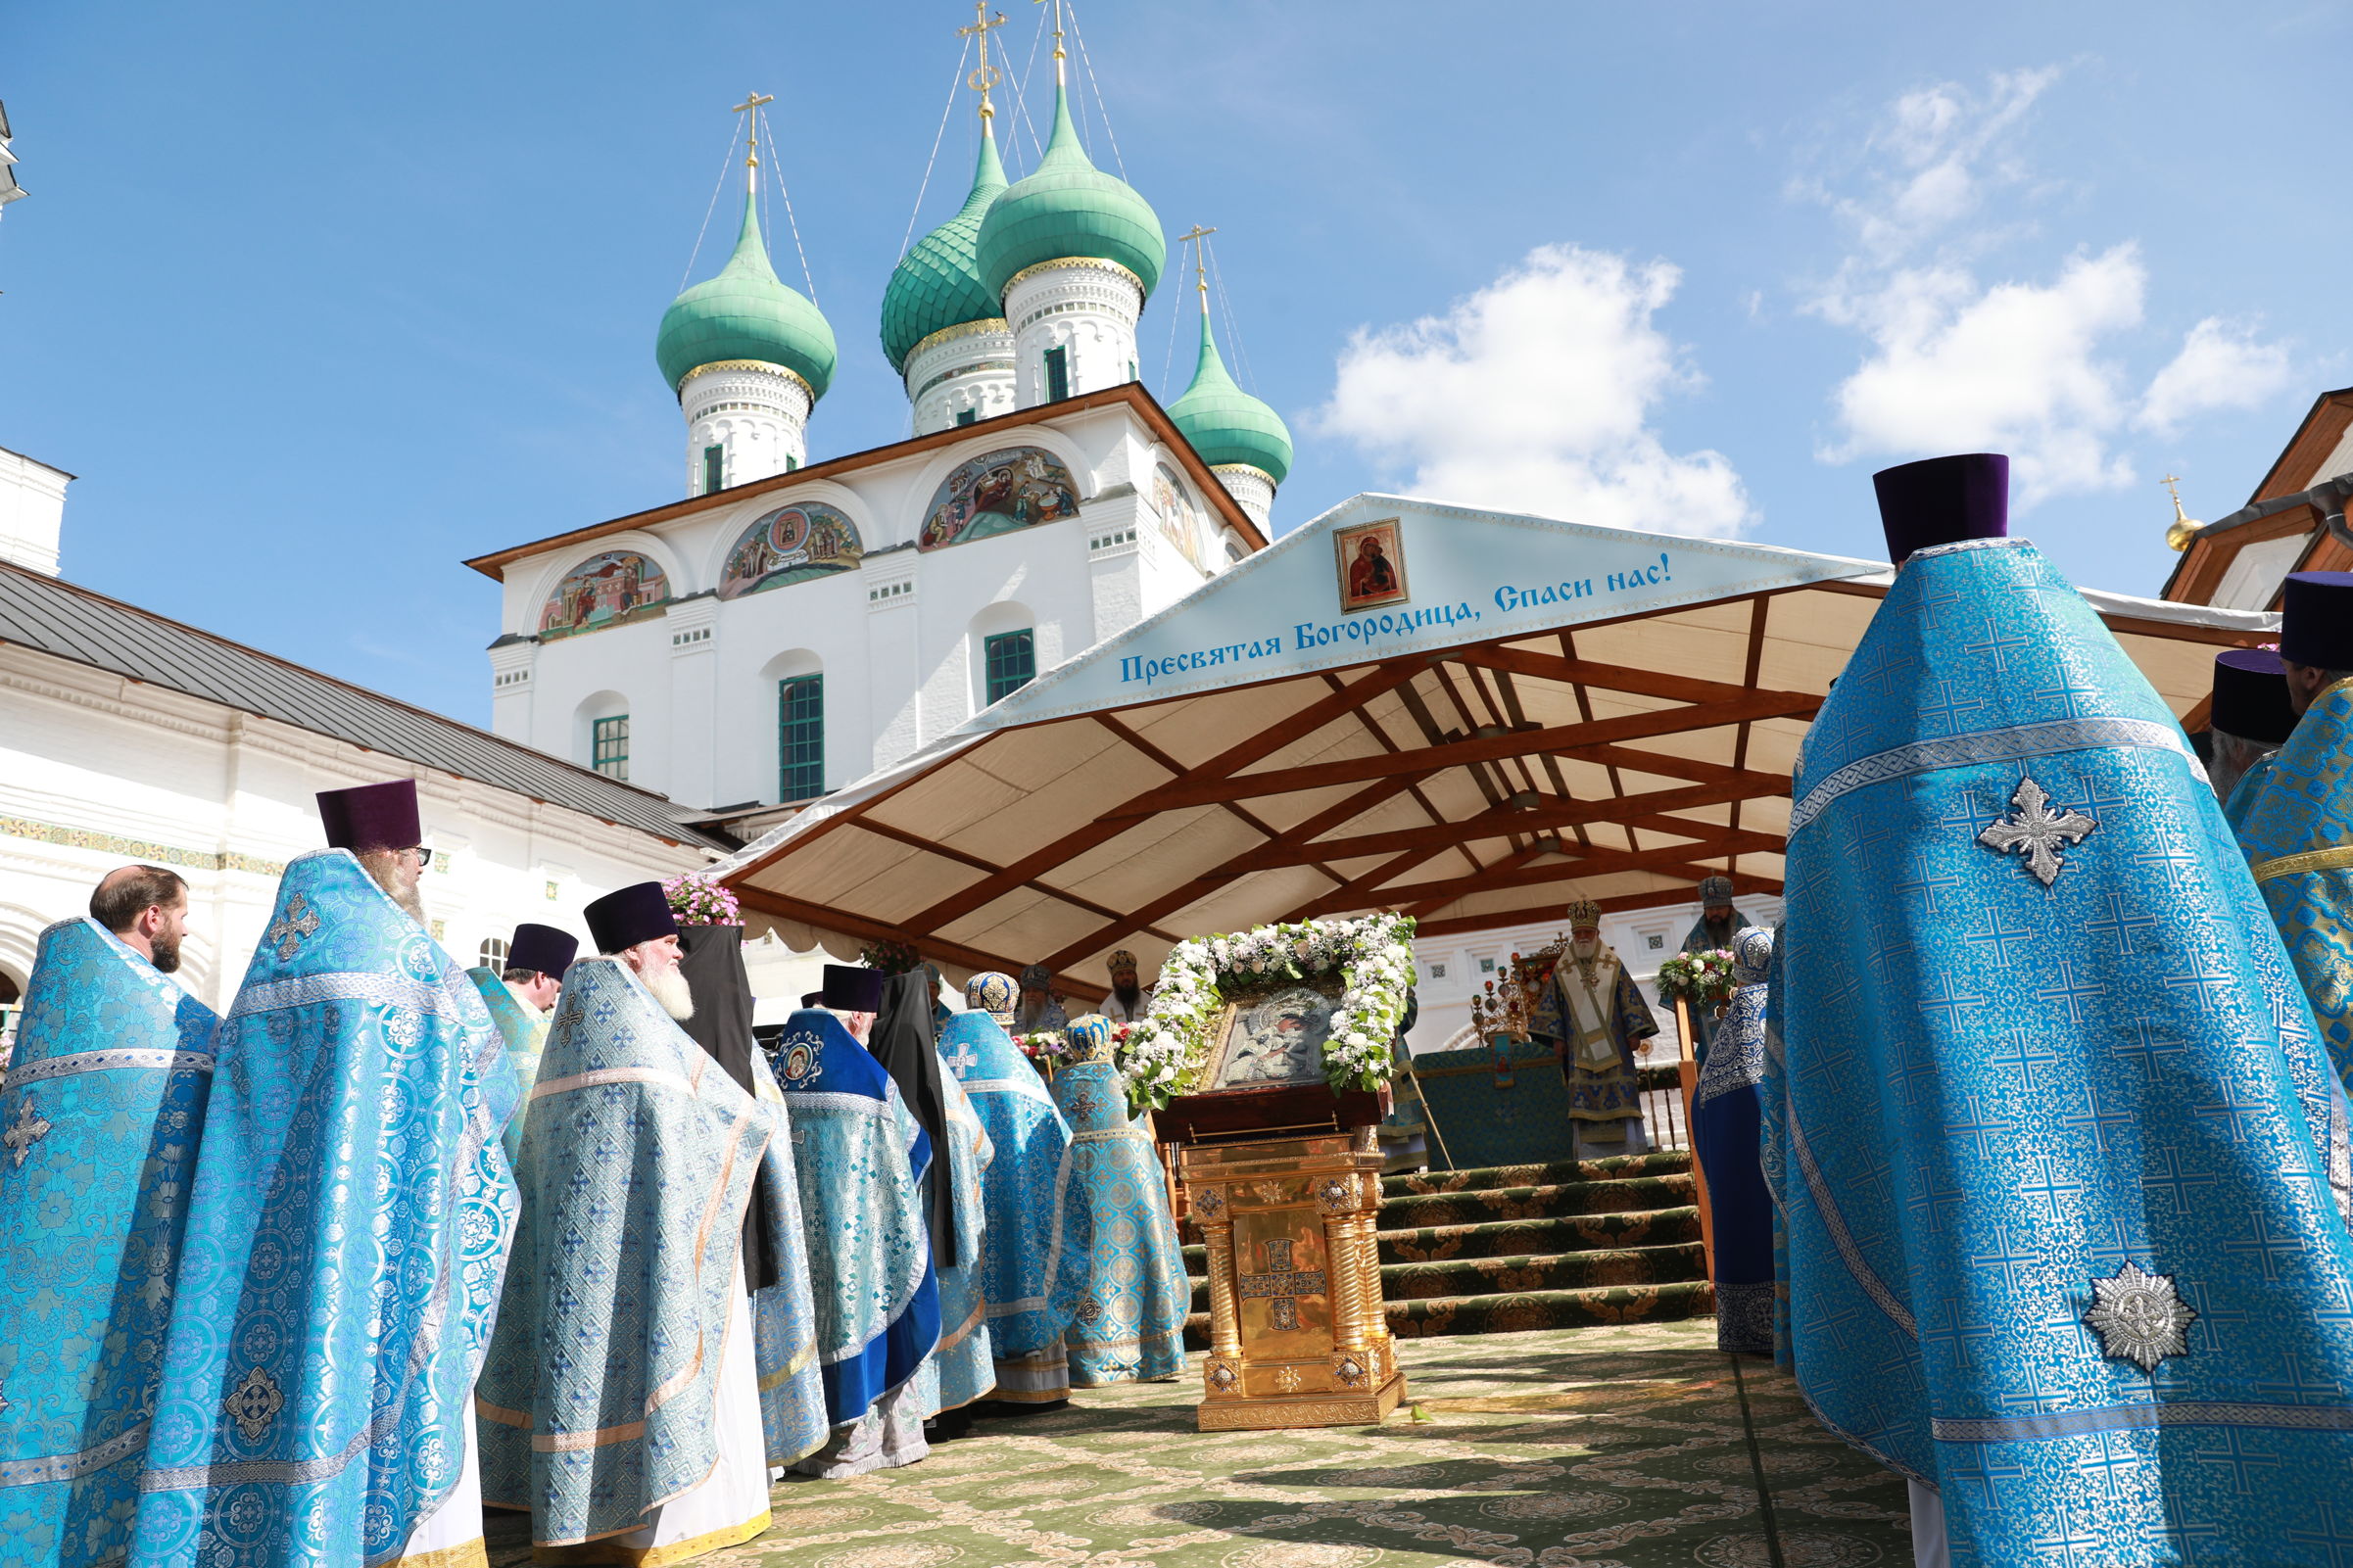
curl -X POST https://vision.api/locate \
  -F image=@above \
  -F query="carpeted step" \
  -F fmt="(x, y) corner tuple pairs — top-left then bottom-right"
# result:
(1181, 1205), (1703, 1277)
(1379, 1206), (1702, 1263)
(1179, 1277), (1714, 1348)
(1184, 1242), (1705, 1313)
(1387, 1278), (1715, 1338)
(1376, 1171), (1696, 1231)
(1382, 1150), (1690, 1197)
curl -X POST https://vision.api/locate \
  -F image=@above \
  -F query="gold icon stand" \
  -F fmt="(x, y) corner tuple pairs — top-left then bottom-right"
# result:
(1177, 1122), (1406, 1431)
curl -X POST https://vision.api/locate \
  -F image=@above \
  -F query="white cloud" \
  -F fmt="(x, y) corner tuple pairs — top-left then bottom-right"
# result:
(2139, 317), (2296, 435)
(1820, 246), (2147, 503)
(1803, 69), (2290, 507)
(1315, 245), (1753, 538)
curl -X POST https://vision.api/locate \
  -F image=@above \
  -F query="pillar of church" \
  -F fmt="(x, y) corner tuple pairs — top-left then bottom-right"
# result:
(1005, 259), (1145, 409)
(1211, 465), (1275, 533)
(904, 321), (1018, 436)
(681, 360), (812, 496)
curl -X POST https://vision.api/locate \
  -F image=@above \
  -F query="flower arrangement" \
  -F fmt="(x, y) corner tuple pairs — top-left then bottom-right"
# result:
(859, 937), (922, 975)
(661, 874), (740, 927)
(1120, 914), (1418, 1114)
(1017, 1030), (1072, 1069)
(1656, 948), (1738, 1009)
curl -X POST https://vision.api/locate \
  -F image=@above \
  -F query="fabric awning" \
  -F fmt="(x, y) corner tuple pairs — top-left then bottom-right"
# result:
(718, 494), (2277, 997)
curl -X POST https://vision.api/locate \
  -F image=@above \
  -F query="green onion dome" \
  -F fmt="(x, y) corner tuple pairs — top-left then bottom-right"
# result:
(881, 126), (1011, 374)
(656, 189), (838, 400)
(1168, 304), (1291, 485)
(975, 84), (1164, 299)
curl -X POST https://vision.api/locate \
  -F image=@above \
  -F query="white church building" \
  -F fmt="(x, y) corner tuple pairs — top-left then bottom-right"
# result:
(468, 40), (1295, 831)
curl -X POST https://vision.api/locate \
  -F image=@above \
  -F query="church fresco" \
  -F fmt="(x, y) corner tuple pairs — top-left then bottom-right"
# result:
(918, 446), (1080, 550)
(538, 551), (671, 641)
(717, 501), (864, 599)
(1151, 462), (1204, 570)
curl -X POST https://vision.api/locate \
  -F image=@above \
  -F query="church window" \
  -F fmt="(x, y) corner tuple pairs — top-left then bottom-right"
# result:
(1043, 346), (1070, 403)
(984, 629), (1035, 705)
(955, 408), (977, 427)
(786, 453), (799, 472)
(778, 675), (824, 801)
(701, 445), (724, 495)
(591, 715), (630, 781)
(478, 936), (509, 970)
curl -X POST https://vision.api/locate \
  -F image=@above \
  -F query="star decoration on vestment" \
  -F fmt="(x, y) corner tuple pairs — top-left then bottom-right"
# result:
(2084, 1260), (2196, 1373)
(224, 1365), (285, 1443)
(1977, 777), (2098, 886)
(3, 1096), (51, 1168)
(266, 894), (321, 961)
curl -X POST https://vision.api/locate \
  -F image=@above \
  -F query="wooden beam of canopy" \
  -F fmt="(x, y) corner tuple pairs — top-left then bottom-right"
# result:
(1298, 830), (1787, 918)
(1111, 689), (1820, 815)
(1411, 872), (1786, 940)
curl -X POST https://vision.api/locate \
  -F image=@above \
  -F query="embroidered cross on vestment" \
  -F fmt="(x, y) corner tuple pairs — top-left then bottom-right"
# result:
(3, 1097), (51, 1167)
(266, 894), (322, 961)
(1977, 777), (2097, 886)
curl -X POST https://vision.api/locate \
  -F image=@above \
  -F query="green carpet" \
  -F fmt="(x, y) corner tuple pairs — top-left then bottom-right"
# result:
(485, 1318), (1912, 1566)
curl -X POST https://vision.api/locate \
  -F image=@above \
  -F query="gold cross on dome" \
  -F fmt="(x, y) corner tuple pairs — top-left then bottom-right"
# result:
(960, 5), (1008, 118)
(1176, 224), (1217, 305)
(733, 91), (775, 168)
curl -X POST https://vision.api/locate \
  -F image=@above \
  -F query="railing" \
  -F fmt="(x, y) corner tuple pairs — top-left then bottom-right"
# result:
(1636, 1064), (1692, 1152)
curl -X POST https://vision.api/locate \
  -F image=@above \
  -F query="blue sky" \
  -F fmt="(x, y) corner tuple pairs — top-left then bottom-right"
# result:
(5, 1), (2345, 727)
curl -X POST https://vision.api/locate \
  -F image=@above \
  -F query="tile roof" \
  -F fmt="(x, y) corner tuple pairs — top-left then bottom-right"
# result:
(0, 559), (720, 849)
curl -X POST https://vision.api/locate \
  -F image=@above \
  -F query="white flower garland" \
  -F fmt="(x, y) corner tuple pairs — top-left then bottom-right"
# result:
(1119, 914), (1418, 1112)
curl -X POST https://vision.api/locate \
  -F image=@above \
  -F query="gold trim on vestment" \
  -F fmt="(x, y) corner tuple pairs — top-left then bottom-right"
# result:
(936, 1297), (988, 1354)
(2251, 843), (2353, 884)
(755, 1338), (817, 1393)
(531, 1510), (770, 1566)
(532, 1419), (647, 1453)
(390, 1537), (488, 1568)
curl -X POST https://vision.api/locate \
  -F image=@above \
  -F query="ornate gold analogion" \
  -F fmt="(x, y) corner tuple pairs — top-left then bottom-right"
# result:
(1179, 1125), (1405, 1431)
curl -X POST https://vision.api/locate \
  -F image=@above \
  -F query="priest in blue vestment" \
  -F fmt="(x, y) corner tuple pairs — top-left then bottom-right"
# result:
(1049, 1017), (1189, 1386)
(477, 882), (815, 1560)
(1775, 454), (2353, 1563)
(465, 921), (575, 1164)
(2240, 571), (2353, 1086)
(2208, 648), (2299, 835)
(1691, 925), (1772, 1357)
(937, 973), (1083, 1408)
(773, 968), (939, 1477)
(132, 780), (520, 1568)
(0, 869), (215, 1568)
(873, 970), (994, 1431)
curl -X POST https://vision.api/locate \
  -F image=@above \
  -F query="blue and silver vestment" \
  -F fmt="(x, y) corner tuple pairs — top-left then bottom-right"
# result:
(2240, 676), (2353, 1087)
(465, 966), (547, 1166)
(936, 1009), (1084, 1402)
(1775, 538), (2353, 1562)
(131, 850), (519, 1568)
(474, 958), (823, 1548)
(1693, 925), (1773, 1357)
(1049, 1058), (1190, 1386)
(0, 920), (216, 1568)
(770, 1008), (938, 1476)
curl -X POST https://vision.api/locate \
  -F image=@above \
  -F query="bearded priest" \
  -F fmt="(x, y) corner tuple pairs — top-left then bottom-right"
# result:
(1529, 898), (1657, 1159)
(132, 780), (520, 1568)
(774, 967), (940, 1478)
(0, 875), (216, 1568)
(476, 882), (807, 1559)
(937, 973), (1083, 1409)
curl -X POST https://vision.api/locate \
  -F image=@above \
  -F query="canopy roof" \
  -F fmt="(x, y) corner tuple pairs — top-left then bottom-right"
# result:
(719, 494), (2275, 996)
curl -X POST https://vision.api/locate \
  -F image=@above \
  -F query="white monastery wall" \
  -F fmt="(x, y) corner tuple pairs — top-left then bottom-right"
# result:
(0, 643), (703, 1014)
(494, 404), (1229, 807)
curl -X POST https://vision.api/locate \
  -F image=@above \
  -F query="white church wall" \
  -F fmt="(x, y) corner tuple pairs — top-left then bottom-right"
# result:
(491, 401), (1203, 806)
(0, 644), (704, 1017)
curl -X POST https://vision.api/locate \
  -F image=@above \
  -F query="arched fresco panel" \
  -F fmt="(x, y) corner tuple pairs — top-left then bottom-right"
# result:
(539, 552), (671, 641)
(718, 502), (864, 600)
(1151, 461), (1205, 570)
(917, 446), (1080, 551)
